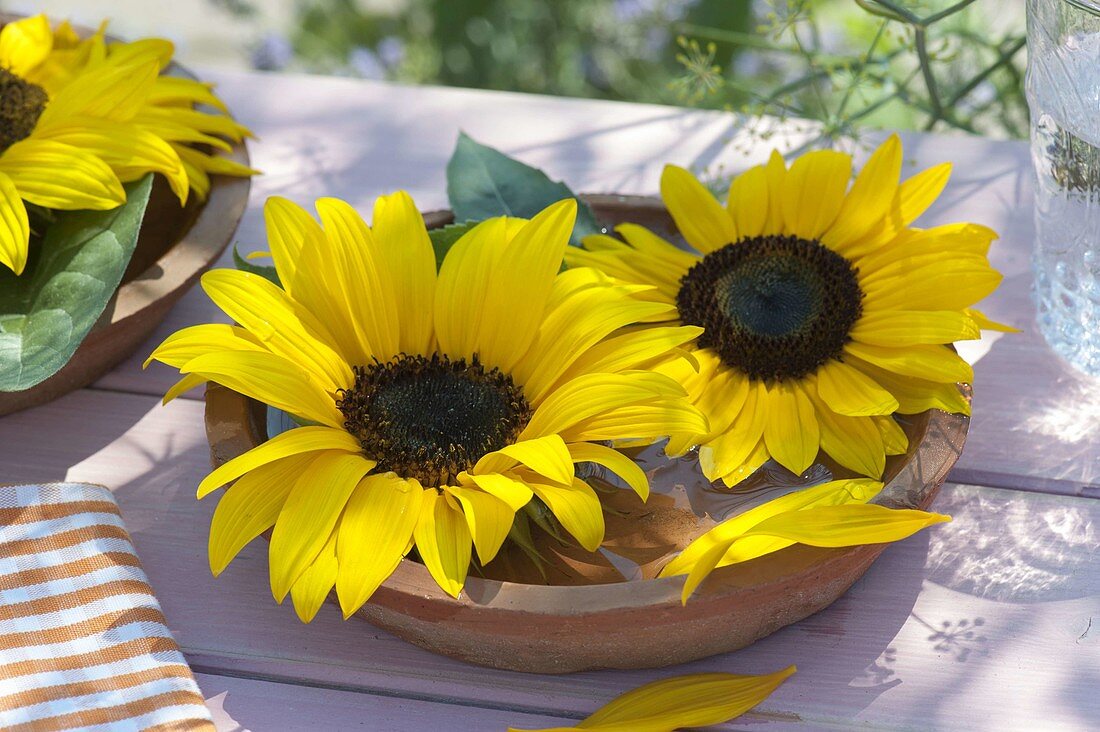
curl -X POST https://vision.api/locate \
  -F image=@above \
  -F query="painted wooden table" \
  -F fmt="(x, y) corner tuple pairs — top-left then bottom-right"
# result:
(2, 70), (1098, 731)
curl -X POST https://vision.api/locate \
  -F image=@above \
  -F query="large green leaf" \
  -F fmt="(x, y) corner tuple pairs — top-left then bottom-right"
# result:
(0, 175), (154, 392)
(446, 132), (602, 247)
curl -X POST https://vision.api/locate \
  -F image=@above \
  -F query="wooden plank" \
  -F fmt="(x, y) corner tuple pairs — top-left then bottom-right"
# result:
(87, 71), (1098, 492)
(195, 672), (579, 732)
(1, 389), (1096, 729)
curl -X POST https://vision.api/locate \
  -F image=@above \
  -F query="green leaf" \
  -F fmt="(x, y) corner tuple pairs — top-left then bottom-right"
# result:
(0, 175), (154, 392)
(427, 220), (479, 269)
(446, 132), (602, 247)
(233, 244), (281, 286)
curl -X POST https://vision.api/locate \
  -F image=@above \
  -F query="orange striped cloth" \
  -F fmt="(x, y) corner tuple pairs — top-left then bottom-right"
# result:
(0, 483), (213, 731)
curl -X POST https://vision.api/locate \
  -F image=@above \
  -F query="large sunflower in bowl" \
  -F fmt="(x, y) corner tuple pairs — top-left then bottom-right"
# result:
(567, 135), (1011, 487)
(148, 194), (706, 622)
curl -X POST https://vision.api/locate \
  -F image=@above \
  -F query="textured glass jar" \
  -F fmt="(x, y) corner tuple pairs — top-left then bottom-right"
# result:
(1027, 0), (1100, 375)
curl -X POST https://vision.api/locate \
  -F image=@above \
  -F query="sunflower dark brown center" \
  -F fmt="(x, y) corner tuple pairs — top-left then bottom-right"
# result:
(336, 353), (532, 486)
(676, 234), (863, 381)
(0, 67), (47, 153)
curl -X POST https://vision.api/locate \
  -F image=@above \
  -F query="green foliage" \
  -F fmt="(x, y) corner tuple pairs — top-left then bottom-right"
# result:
(232, 244), (280, 286)
(216, 0), (1027, 143)
(428, 220), (479, 269)
(446, 132), (601, 246)
(0, 176), (153, 392)
(677, 0), (1027, 145)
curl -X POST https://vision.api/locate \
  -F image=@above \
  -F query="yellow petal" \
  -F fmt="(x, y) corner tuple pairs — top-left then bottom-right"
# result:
(528, 477), (605, 552)
(661, 478), (884, 580)
(763, 149), (787, 232)
(0, 139), (125, 210)
(36, 117), (189, 204)
(781, 150), (851, 239)
(851, 310), (981, 347)
(822, 134), (902, 247)
(474, 434), (574, 485)
(434, 217), (510, 361)
(809, 388), (886, 478)
(306, 197), (401, 363)
(714, 438), (770, 488)
(762, 381), (819, 475)
(200, 269), (353, 391)
(0, 14), (52, 76)
(557, 326), (702, 384)
(370, 190), (437, 354)
(269, 452), (372, 601)
(522, 372), (685, 440)
(874, 415), (909, 455)
(39, 60), (158, 126)
(516, 284), (674, 401)
(967, 307), (1020, 333)
(181, 350), (345, 428)
(336, 473), (423, 617)
(567, 442), (649, 501)
(616, 222), (699, 270)
(509, 666), (796, 732)
(163, 373), (206, 404)
(814, 359), (899, 416)
(862, 261), (1003, 313)
(697, 381), (767, 482)
(290, 527), (338, 623)
(660, 164), (737, 253)
(566, 399), (707, 443)
(468, 472), (535, 511)
(446, 484), (515, 564)
(726, 164), (769, 238)
(0, 170), (30, 275)
(145, 323), (264, 370)
(208, 453), (314, 576)
(263, 196), (325, 295)
(743, 503), (950, 545)
(478, 199), (577, 371)
(844, 342), (973, 384)
(198, 425), (364, 498)
(847, 357), (971, 415)
(413, 490), (472, 598)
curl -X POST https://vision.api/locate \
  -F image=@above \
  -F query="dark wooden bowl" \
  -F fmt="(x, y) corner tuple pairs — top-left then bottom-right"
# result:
(203, 195), (969, 673)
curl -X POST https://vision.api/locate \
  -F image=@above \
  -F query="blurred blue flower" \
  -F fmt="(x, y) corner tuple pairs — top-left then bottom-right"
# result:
(251, 32), (293, 71)
(349, 46), (385, 79)
(377, 36), (405, 68)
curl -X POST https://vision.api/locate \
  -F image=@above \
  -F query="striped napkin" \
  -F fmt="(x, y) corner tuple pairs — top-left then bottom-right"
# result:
(0, 483), (213, 731)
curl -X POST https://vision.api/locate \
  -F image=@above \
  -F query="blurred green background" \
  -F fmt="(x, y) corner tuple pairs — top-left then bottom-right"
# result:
(4, 0), (1028, 141)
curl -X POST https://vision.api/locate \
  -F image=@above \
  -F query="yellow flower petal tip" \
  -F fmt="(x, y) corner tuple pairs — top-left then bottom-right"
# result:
(507, 665), (796, 732)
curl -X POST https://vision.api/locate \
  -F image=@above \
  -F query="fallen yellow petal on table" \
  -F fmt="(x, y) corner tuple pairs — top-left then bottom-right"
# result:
(508, 665), (796, 731)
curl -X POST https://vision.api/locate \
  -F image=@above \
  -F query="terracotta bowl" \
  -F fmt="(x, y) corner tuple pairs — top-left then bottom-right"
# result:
(0, 23), (251, 416)
(203, 195), (969, 673)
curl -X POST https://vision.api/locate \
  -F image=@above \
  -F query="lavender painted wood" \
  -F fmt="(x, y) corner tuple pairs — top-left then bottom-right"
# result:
(88, 71), (1099, 494)
(195, 673), (579, 732)
(0, 390), (1096, 729)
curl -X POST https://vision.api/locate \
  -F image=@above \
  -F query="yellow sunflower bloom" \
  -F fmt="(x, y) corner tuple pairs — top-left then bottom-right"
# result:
(0, 16), (130, 274)
(566, 135), (1008, 486)
(4, 14), (255, 205)
(148, 194), (706, 622)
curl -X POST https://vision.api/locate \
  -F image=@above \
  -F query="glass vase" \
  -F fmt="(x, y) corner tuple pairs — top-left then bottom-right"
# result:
(1027, 0), (1100, 375)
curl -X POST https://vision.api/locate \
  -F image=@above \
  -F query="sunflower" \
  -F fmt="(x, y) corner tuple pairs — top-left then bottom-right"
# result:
(147, 193), (706, 622)
(0, 15), (256, 275)
(566, 136), (1011, 487)
(0, 16), (130, 274)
